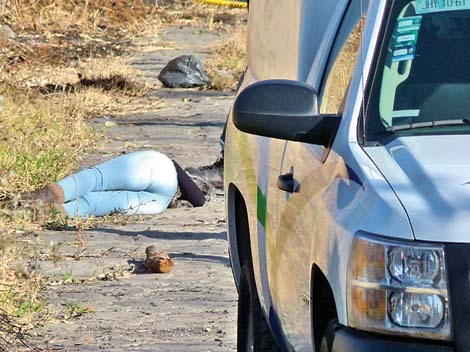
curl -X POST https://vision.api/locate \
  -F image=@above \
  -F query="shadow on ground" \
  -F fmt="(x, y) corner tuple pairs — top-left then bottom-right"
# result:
(128, 252), (230, 274)
(114, 118), (226, 128)
(169, 252), (230, 265)
(89, 227), (227, 241)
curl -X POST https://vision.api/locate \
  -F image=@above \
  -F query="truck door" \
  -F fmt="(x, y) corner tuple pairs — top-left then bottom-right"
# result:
(265, 2), (368, 350)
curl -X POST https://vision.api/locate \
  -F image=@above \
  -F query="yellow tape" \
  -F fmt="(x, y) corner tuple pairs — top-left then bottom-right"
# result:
(197, 0), (247, 8)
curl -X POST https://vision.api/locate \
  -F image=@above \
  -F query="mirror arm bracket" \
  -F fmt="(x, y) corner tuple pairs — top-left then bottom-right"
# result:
(294, 114), (342, 146)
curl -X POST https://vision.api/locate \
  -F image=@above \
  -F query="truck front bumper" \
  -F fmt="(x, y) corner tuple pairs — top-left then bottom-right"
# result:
(332, 326), (453, 352)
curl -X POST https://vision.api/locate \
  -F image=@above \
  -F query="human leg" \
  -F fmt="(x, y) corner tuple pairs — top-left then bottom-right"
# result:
(173, 160), (206, 207)
(58, 150), (177, 202)
(27, 150), (177, 217)
(184, 117), (225, 190)
(63, 190), (174, 217)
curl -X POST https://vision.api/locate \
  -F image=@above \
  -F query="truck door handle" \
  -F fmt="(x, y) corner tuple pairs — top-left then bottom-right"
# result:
(277, 173), (299, 193)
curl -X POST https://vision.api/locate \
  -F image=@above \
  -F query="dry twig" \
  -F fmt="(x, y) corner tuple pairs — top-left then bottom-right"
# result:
(0, 308), (43, 351)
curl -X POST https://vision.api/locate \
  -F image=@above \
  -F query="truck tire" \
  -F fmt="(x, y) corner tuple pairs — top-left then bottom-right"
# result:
(319, 320), (339, 352)
(237, 264), (279, 352)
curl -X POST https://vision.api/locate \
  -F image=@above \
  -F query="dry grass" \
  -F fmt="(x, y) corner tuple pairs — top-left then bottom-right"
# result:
(0, 0), (162, 342)
(3, 0), (157, 34)
(155, 0), (246, 29)
(0, 55), (161, 120)
(0, 0), (161, 71)
(0, 217), (49, 321)
(0, 306), (45, 351)
(205, 24), (246, 90)
(320, 19), (363, 114)
(0, 0), (247, 344)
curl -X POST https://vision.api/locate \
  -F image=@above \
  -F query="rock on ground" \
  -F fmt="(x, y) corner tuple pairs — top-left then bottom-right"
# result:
(158, 55), (211, 88)
(0, 24), (16, 40)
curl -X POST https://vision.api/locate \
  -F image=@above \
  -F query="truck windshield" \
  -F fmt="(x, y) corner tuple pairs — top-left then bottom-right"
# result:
(364, 0), (470, 141)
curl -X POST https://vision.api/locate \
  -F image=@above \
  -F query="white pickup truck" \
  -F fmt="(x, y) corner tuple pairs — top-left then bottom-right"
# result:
(225, 0), (470, 351)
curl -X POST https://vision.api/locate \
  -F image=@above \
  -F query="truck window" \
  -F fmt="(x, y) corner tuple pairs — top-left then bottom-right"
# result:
(320, 2), (368, 115)
(365, 0), (470, 141)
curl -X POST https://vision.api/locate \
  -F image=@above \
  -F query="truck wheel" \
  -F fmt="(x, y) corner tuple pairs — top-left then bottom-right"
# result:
(319, 320), (339, 352)
(237, 264), (279, 352)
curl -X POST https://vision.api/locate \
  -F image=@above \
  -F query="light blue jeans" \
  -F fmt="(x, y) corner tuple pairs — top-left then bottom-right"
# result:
(58, 151), (178, 217)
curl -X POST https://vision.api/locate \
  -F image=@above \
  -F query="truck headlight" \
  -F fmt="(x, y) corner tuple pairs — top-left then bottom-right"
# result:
(347, 234), (451, 340)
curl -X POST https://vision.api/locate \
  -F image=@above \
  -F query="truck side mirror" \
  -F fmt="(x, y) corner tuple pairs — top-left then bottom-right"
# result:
(232, 79), (341, 146)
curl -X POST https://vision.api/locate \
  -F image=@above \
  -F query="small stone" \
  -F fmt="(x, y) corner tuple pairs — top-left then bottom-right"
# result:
(0, 24), (17, 40)
(104, 121), (117, 127)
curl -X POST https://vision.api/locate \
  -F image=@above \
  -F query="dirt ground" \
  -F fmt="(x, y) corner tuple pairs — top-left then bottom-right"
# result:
(28, 22), (239, 352)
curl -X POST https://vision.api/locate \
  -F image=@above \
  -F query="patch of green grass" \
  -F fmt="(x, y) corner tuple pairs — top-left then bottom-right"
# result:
(16, 300), (46, 319)
(0, 88), (96, 195)
(0, 279), (49, 326)
(61, 272), (74, 285)
(64, 302), (95, 320)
